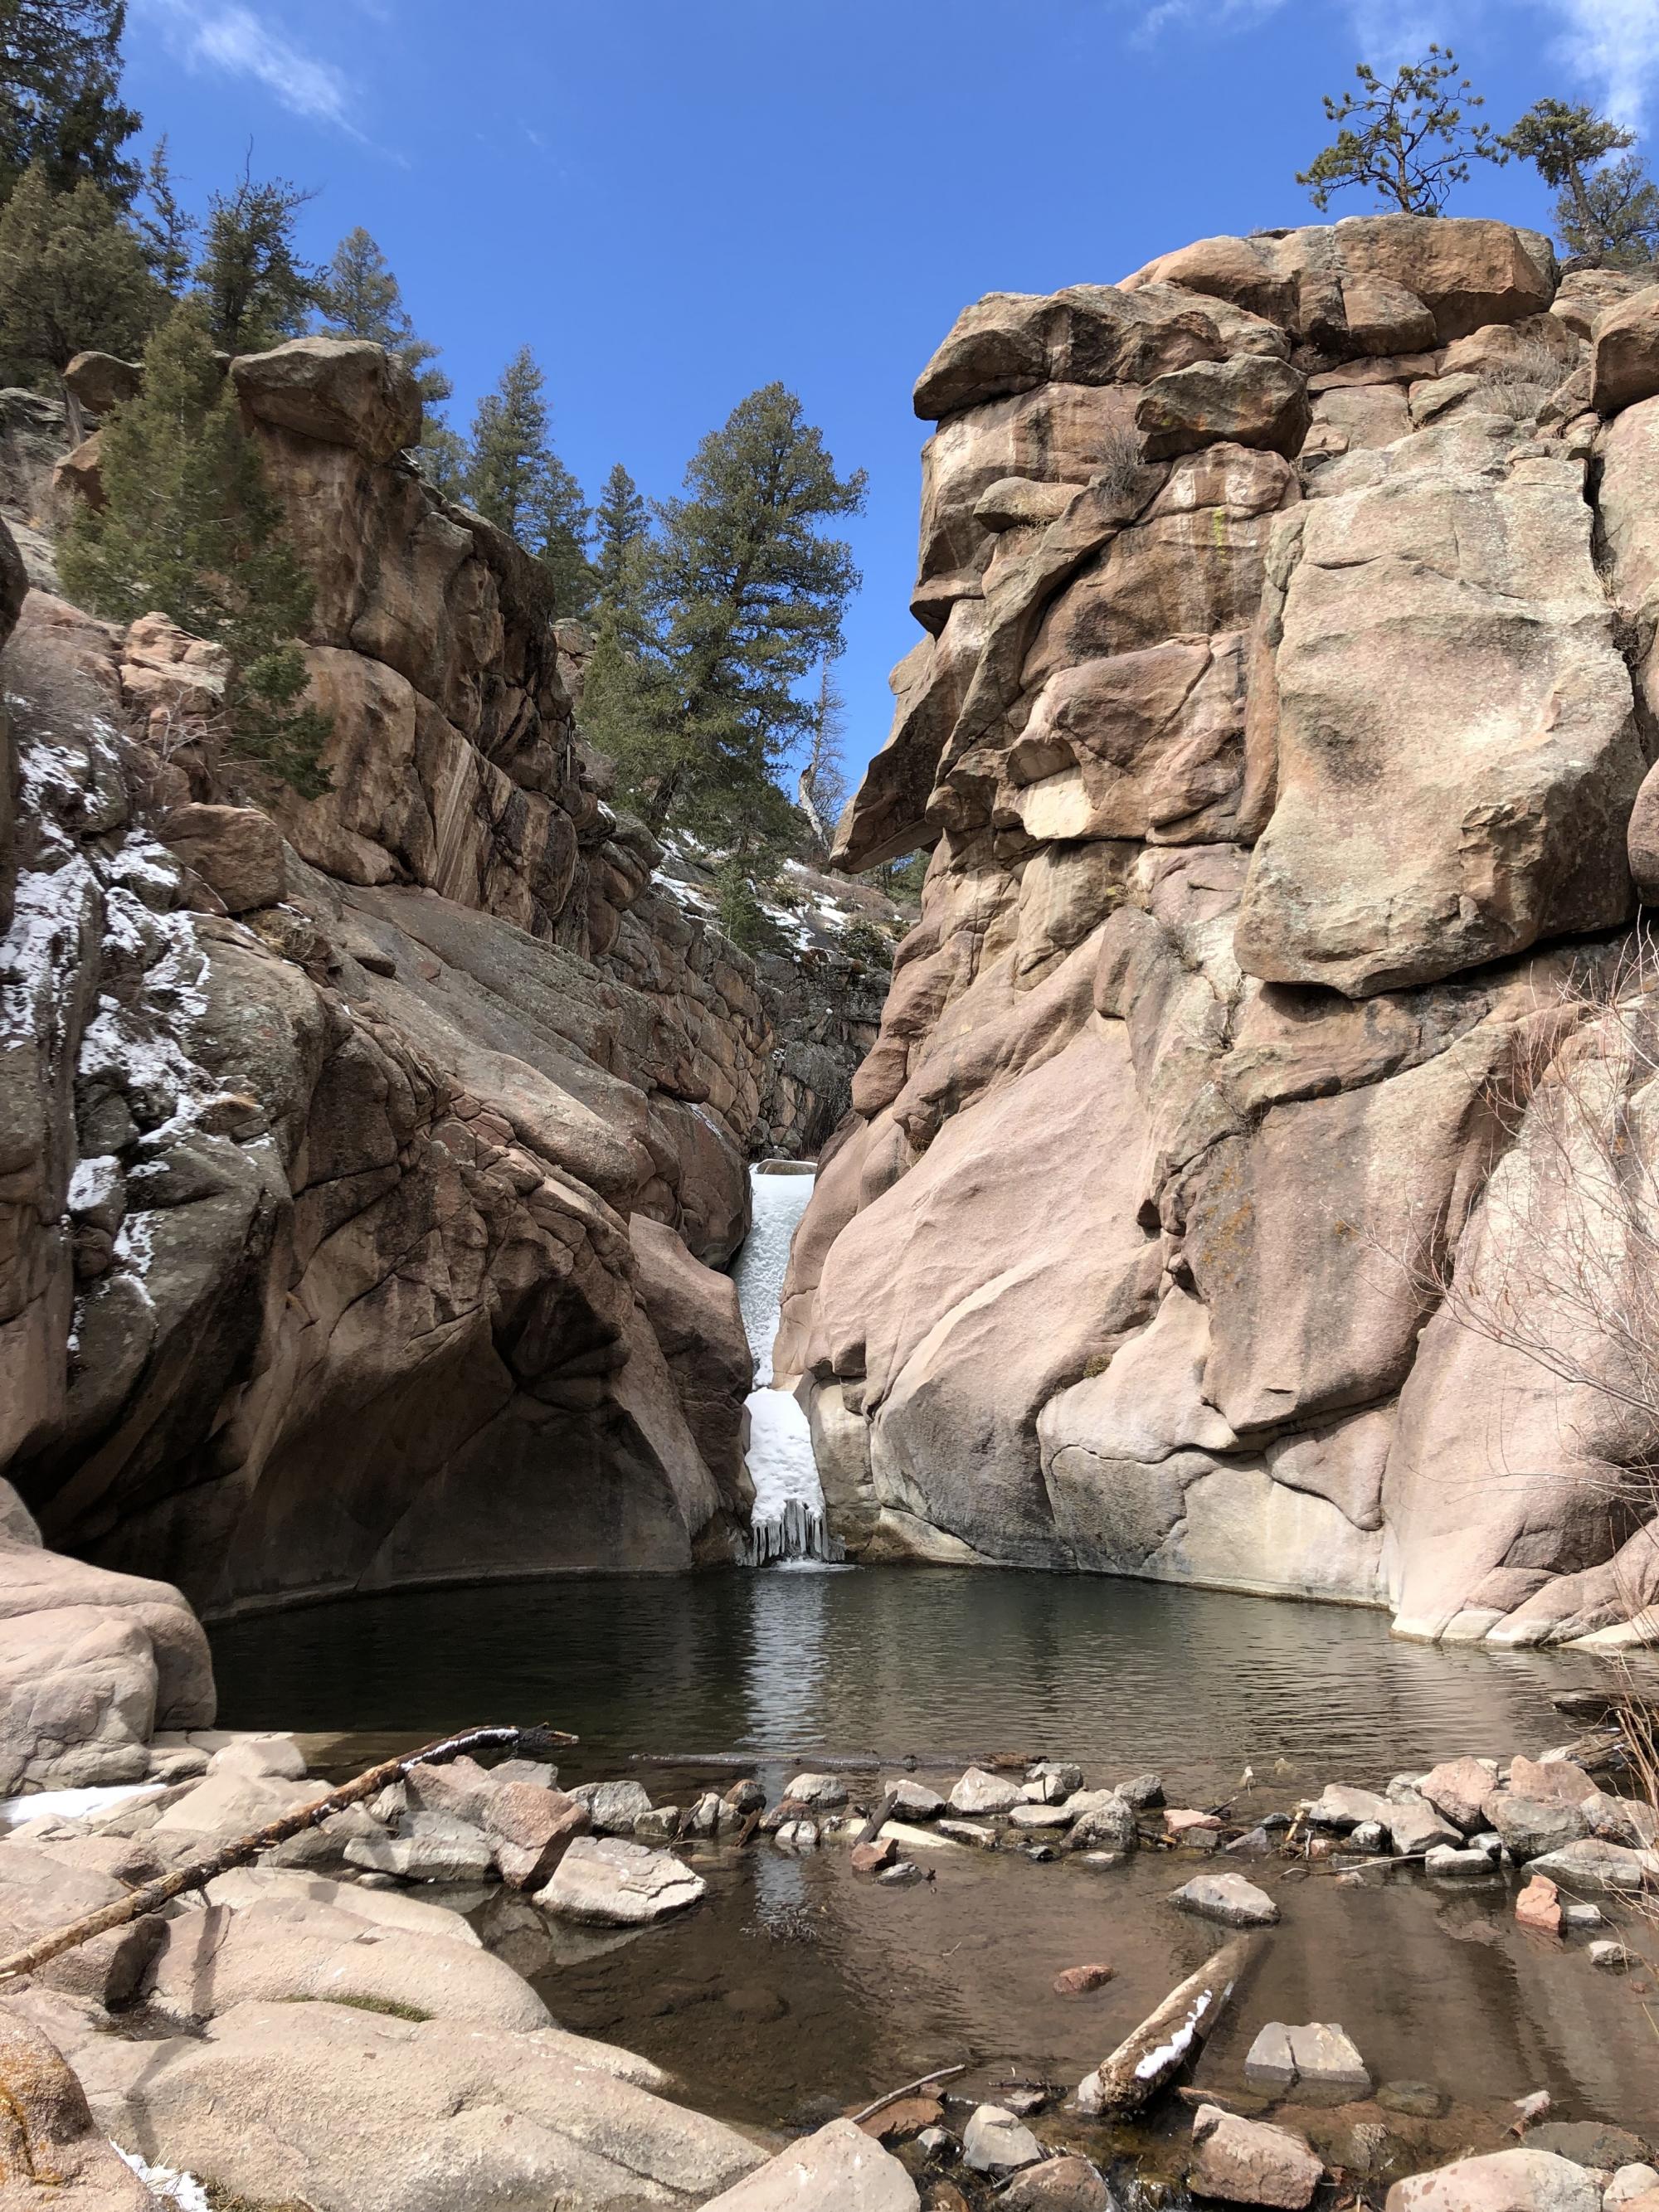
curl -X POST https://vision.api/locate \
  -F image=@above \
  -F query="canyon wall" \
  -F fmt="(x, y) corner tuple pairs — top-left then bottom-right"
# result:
(780, 216), (1659, 1649)
(0, 338), (883, 1657)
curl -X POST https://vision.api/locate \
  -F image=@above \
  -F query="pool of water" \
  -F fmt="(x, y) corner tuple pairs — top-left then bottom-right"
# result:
(209, 1568), (1659, 2145)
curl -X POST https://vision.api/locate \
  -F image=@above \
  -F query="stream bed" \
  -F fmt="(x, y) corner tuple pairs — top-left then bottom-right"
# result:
(210, 1567), (1659, 2144)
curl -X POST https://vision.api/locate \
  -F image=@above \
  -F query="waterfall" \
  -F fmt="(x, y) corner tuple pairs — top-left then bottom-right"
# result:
(730, 1165), (845, 1568)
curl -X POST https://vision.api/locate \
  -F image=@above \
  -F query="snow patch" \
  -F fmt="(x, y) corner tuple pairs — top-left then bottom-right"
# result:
(0, 1783), (163, 1830)
(114, 2144), (211, 2212)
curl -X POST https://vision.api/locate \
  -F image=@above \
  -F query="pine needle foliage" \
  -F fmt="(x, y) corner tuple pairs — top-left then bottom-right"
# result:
(1502, 99), (1659, 267)
(1298, 47), (1504, 215)
(133, 134), (196, 295)
(316, 226), (450, 404)
(606, 382), (864, 845)
(0, 159), (155, 381)
(0, 0), (139, 204)
(194, 161), (318, 354)
(60, 300), (331, 795)
(464, 345), (593, 615)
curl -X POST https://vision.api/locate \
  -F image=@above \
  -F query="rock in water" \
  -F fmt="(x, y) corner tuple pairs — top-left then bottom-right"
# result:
(1386, 2151), (1603, 2212)
(538, 1837), (707, 1925)
(1189, 2103), (1324, 2210)
(1171, 1872), (1281, 1927)
(1076, 1937), (1253, 2115)
(949, 1767), (1022, 1815)
(962, 2105), (1044, 2173)
(698, 2118), (919, 2209)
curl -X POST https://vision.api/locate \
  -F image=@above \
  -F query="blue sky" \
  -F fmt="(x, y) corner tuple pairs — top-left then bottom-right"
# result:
(121, 0), (1659, 789)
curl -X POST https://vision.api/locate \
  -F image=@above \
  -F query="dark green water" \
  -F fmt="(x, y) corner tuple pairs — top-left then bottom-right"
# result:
(208, 1568), (1659, 2140)
(210, 1565), (1606, 1798)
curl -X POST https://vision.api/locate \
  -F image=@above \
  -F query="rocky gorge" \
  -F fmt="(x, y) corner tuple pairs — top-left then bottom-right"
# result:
(1, 207), (1658, 2212)
(782, 213), (1659, 1653)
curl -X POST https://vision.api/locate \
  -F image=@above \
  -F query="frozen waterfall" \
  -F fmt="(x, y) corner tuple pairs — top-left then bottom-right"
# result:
(730, 1166), (844, 1567)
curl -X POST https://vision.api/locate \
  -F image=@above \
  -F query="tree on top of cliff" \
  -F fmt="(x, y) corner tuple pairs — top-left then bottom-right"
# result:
(0, 0), (139, 205)
(317, 226), (450, 404)
(193, 161), (318, 354)
(1298, 48), (1505, 214)
(1502, 100), (1659, 266)
(465, 345), (595, 618)
(0, 160), (155, 382)
(133, 136), (197, 297)
(60, 299), (330, 794)
(601, 382), (865, 845)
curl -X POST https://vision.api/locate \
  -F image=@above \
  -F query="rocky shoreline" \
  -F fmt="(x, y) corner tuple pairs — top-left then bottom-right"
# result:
(0, 1693), (1651, 2211)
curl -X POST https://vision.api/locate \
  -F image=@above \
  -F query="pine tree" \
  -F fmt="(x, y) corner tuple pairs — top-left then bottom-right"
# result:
(315, 225), (450, 404)
(465, 345), (549, 541)
(133, 135), (196, 296)
(60, 299), (330, 794)
(1502, 100), (1659, 266)
(415, 417), (469, 500)
(592, 462), (648, 612)
(194, 162), (317, 354)
(0, 0), (139, 204)
(1298, 48), (1504, 215)
(533, 452), (593, 617)
(616, 382), (864, 843)
(0, 161), (155, 382)
(464, 345), (592, 613)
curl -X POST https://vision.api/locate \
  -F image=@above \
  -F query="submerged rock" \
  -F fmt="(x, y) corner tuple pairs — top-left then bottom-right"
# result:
(1172, 1871), (1280, 1927)
(962, 2104), (1044, 2174)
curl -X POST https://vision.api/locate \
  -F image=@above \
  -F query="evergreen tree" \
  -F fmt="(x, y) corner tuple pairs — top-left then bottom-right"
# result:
(1502, 99), (1659, 265)
(315, 225), (450, 404)
(194, 162), (317, 354)
(0, 0), (139, 204)
(60, 299), (330, 794)
(610, 382), (865, 843)
(533, 452), (593, 617)
(0, 161), (155, 382)
(465, 345), (550, 541)
(1298, 48), (1504, 215)
(133, 135), (196, 297)
(464, 345), (592, 614)
(591, 462), (648, 611)
(415, 417), (469, 500)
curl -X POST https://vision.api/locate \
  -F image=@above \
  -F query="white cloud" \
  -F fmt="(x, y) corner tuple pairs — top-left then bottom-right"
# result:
(138, 1), (355, 129)
(1543, 0), (1659, 122)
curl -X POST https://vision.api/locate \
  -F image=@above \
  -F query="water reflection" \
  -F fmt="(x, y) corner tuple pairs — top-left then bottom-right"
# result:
(211, 1568), (1626, 1800)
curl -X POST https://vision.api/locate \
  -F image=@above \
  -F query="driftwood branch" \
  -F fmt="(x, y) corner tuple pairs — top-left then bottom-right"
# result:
(0, 1721), (577, 1986)
(848, 2065), (966, 2125)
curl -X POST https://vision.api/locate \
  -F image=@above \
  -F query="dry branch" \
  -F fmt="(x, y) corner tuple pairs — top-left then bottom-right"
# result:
(0, 1722), (577, 1986)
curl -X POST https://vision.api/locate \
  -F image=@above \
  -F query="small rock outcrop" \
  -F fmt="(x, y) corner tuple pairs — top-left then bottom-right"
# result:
(780, 215), (1659, 1648)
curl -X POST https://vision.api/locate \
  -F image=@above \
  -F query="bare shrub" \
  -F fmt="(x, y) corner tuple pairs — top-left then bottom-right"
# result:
(1480, 337), (1576, 421)
(1094, 423), (1146, 503)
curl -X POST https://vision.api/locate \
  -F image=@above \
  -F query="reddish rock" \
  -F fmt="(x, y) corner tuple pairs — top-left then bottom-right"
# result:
(1515, 1876), (1563, 1936)
(851, 1837), (898, 1874)
(859, 2094), (943, 2140)
(1053, 1962), (1116, 1996)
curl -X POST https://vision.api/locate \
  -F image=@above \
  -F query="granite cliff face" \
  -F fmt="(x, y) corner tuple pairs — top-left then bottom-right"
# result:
(0, 338), (884, 1676)
(779, 216), (1659, 1649)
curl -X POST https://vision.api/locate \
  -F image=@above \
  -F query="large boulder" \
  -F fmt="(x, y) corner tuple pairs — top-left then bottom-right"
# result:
(699, 2119), (918, 2210)
(0, 2014), (160, 2210)
(1386, 2150), (1603, 2212)
(1591, 289), (1659, 415)
(76, 1997), (765, 2212)
(1136, 356), (1310, 460)
(231, 338), (422, 464)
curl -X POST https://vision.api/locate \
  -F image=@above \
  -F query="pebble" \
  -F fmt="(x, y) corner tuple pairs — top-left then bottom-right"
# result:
(1165, 1808), (1223, 1840)
(1027, 1761), (1083, 1794)
(774, 1819), (820, 1850)
(1053, 1962), (1116, 1996)
(878, 1859), (922, 1885)
(1350, 1821), (1389, 1851)
(1589, 1939), (1639, 1971)
(1562, 1902), (1606, 1930)
(917, 2127), (956, 2161)
(1119, 1772), (1165, 1809)
(1025, 1844), (1058, 1863)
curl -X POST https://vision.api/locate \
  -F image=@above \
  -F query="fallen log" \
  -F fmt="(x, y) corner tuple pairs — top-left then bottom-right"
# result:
(0, 1721), (576, 1986)
(847, 2065), (966, 2125)
(1075, 1937), (1254, 2117)
(857, 1791), (900, 1848)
